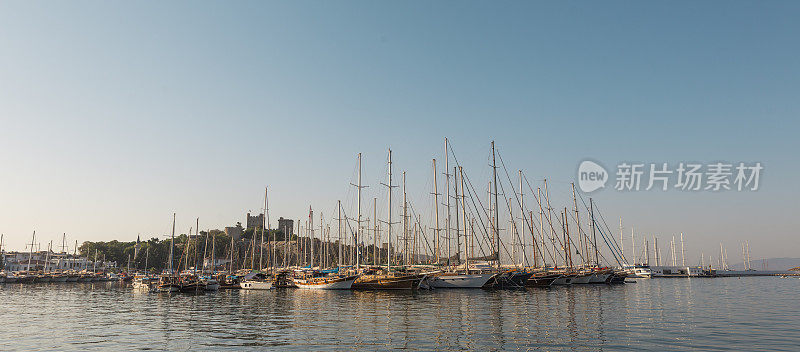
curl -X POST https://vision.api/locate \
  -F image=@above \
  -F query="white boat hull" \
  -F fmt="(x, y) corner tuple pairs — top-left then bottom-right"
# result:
(240, 281), (272, 290)
(429, 273), (494, 289)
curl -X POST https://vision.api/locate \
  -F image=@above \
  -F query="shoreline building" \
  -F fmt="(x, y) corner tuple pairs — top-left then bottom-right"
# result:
(278, 217), (293, 238)
(246, 213), (265, 230)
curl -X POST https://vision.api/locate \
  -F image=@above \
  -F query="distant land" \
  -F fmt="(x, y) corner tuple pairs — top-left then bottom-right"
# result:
(728, 258), (800, 271)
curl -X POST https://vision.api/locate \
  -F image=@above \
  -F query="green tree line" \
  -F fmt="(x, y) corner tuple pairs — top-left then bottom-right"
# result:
(79, 229), (290, 272)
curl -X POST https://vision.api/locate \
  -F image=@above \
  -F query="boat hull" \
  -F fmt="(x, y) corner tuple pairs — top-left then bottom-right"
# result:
(526, 274), (561, 287)
(157, 285), (180, 293)
(240, 281), (273, 290)
(293, 275), (358, 290)
(572, 273), (593, 284)
(352, 274), (425, 290)
(17, 275), (36, 283)
(51, 275), (69, 283)
(589, 273), (611, 284)
(487, 271), (532, 288)
(429, 273), (494, 289)
(551, 274), (575, 285)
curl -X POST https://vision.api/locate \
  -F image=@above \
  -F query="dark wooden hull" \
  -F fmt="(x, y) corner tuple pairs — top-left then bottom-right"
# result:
(526, 273), (561, 287)
(352, 274), (424, 290)
(609, 273), (627, 284)
(487, 271), (532, 289)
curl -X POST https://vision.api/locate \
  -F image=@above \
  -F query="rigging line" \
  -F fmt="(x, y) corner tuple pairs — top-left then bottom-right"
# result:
(520, 174), (558, 265)
(574, 193), (623, 266)
(493, 169), (522, 267)
(592, 201), (625, 260)
(406, 202), (436, 262)
(564, 204), (595, 266)
(523, 174), (566, 264)
(458, 177), (491, 260)
(496, 150), (539, 267)
(446, 143), (499, 260)
(590, 202), (625, 266)
(459, 171), (500, 261)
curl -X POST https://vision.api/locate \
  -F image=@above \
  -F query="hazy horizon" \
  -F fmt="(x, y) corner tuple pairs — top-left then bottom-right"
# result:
(1, 1), (798, 265)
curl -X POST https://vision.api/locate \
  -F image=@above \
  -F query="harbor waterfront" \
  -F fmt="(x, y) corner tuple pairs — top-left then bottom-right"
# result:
(1, 277), (798, 351)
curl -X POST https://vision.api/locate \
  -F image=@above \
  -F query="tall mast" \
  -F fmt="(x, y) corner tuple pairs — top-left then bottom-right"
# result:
(170, 213), (175, 274)
(537, 188), (545, 267)
(509, 198), (516, 266)
(309, 206), (314, 268)
(589, 198), (599, 266)
(746, 241), (751, 270)
(357, 153), (362, 269)
(631, 227), (636, 265)
(429, 159), (440, 265)
(202, 227), (209, 272)
(385, 149), (395, 271)
(27, 231), (35, 271)
(459, 166), (469, 273)
(267, 187), (274, 270)
(337, 200), (342, 268)
(73, 240), (78, 271)
(211, 229), (216, 275)
(453, 167), (460, 267)
(619, 217), (624, 264)
(195, 218), (199, 274)
(570, 183), (584, 268)
(45, 241), (52, 273)
(403, 171), (407, 265)
(189, 226), (194, 271)
(519, 170), (525, 267)
(655, 236), (660, 266)
(544, 180), (559, 267)
(680, 232), (685, 267)
(562, 210), (571, 268)
(145, 247), (149, 274)
(261, 187), (267, 270)
(491, 141), (500, 269)
(444, 138), (452, 268)
(530, 211), (537, 268)
(373, 198), (377, 265)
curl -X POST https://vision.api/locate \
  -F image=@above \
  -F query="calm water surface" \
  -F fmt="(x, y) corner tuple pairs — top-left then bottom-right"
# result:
(1, 277), (798, 351)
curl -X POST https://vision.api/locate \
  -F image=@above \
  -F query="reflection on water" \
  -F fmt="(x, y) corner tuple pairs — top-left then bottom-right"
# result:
(1, 277), (799, 351)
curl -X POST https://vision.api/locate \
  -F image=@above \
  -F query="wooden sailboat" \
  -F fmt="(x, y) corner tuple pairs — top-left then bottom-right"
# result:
(352, 149), (425, 290)
(428, 153), (494, 289)
(157, 213), (181, 293)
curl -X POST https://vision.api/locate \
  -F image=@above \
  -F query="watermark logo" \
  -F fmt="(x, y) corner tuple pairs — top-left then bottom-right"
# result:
(576, 160), (763, 192)
(578, 160), (608, 193)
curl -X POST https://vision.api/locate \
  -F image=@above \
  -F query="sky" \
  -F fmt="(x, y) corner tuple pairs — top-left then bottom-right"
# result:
(0, 1), (798, 264)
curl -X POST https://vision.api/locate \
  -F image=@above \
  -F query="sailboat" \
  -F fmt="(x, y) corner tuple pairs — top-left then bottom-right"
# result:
(240, 272), (274, 290)
(351, 150), (426, 290)
(427, 148), (495, 289)
(157, 213), (181, 293)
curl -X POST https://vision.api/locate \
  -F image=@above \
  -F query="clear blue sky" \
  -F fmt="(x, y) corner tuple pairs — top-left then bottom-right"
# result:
(1, 1), (798, 264)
